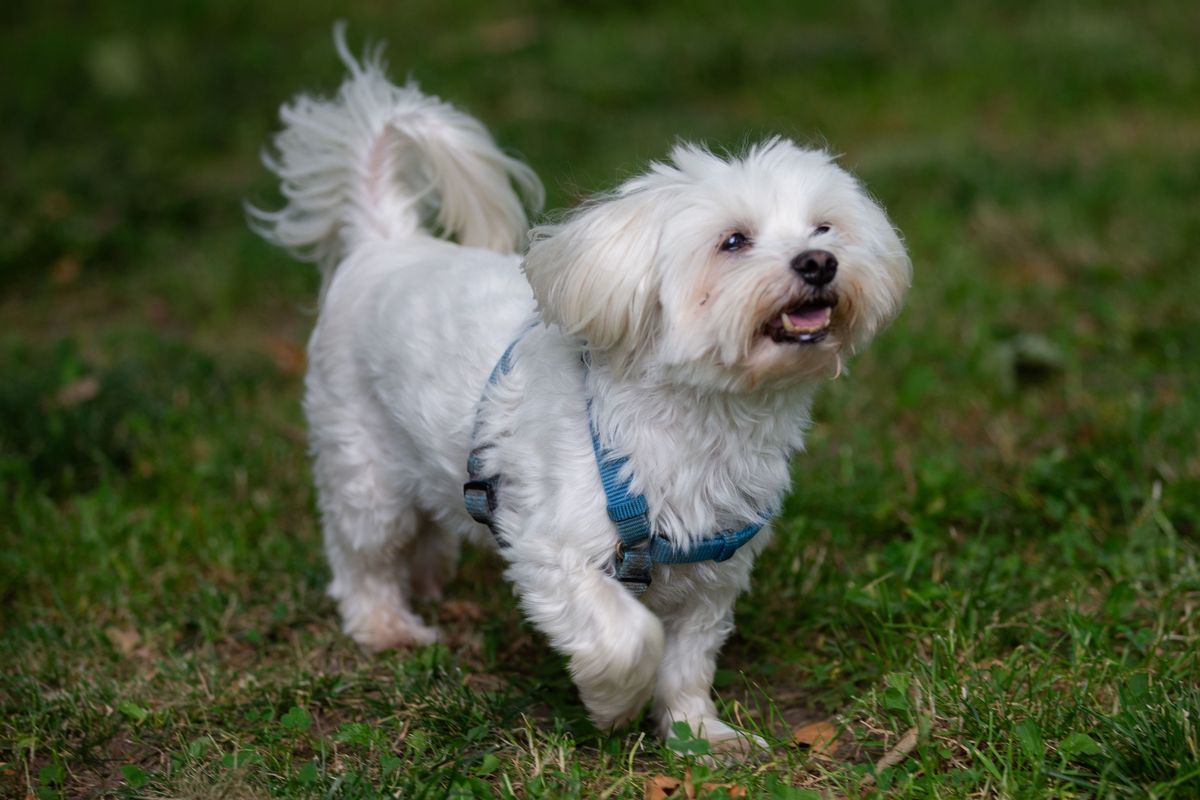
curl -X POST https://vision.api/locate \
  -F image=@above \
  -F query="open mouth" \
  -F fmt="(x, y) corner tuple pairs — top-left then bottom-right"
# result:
(763, 298), (836, 344)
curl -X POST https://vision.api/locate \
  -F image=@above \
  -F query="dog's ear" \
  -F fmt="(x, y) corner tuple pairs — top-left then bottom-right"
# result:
(522, 191), (664, 362)
(838, 186), (912, 355)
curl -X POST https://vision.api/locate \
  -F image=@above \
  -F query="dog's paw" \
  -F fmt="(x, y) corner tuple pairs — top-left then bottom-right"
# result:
(665, 716), (769, 763)
(582, 677), (657, 731)
(571, 614), (665, 730)
(704, 728), (769, 763)
(345, 605), (440, 652)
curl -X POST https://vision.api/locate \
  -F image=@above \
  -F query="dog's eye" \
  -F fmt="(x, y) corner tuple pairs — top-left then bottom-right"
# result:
(813, 224), (831, 235)
(719, 232), (750, 252)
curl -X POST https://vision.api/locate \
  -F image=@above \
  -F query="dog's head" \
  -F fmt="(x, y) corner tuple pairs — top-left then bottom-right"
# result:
(522, 139), (910, 390)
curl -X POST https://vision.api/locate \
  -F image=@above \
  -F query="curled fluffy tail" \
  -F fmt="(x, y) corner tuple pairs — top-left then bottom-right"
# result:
(250, 24), (543, 287)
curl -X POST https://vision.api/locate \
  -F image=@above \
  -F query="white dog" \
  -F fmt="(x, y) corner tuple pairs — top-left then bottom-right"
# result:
(254, 31), (910, 752)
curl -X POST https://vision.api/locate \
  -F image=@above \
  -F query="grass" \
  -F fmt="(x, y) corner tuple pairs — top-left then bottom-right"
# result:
(2, 1), (1199, 797)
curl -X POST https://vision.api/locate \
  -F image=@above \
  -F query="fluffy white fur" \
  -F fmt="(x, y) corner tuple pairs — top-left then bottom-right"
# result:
(254, 31), (910, 753)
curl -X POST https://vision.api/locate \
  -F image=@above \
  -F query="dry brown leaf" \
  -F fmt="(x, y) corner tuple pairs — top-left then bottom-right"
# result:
(144, 296), (172, 326)
(860, 726), (921, 786)
(267, 337), (306, 376)
(645, 774), (684, 800)
(645, 774), (746, 800)
(463, 672), (507, 693)
(874, 726), (920, 773)
(792, 719), (840, 757)
(54, 376), (100, 408)
(441, 600), (485, 621)
(106, 626), (141, 656)
(105, 626), (155, 668)
(51, 255), (81, 286)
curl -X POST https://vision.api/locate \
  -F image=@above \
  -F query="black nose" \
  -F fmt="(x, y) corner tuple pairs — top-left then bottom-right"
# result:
(791, 249), (838, 286)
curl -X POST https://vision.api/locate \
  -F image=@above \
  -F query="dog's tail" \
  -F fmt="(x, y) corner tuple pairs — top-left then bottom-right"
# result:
(250, 23), (543, 291)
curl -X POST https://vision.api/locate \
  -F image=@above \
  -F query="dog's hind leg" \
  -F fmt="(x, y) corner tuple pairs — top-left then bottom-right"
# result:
(322, 511), (441, 651)
(404, 512), (461, 601)
(312, 428), (440, 651)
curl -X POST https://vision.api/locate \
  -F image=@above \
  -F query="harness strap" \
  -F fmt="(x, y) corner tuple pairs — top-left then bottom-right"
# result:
(584, 392), (771, 595)
(463, 321), (539, 545)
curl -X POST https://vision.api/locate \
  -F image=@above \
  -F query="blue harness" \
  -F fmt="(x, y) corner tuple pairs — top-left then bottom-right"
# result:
(463, 325), (773, 596)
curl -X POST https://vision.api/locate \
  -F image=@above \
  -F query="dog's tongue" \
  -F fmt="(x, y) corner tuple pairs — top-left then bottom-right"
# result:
(786, 306), (832, 331)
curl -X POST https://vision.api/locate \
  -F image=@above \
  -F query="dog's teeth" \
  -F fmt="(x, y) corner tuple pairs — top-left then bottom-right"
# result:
(780, 308), (830, 334)
(780, 312), (817, 333)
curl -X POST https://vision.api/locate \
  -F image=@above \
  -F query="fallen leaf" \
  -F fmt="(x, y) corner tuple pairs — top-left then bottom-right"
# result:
(106, 626), (141, 656)
(105, 625), (156, 671)
(51, 255), (81, 286)
(793, 719), (840, 757)
(268, 337), (306, 376)
(873, 726), (919, 773)
(55, 376), (100, 408)
(441, 600), (484, 621)
(463, 672), (507, 693)
(645, 774), (684, 800)
(144, 296), (172, 326)
(645, 773), (744, 800)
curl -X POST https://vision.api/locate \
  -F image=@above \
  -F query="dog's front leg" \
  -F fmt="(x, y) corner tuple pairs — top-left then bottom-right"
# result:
(653, 580), (767, 756)
(508, 560), (664, 729)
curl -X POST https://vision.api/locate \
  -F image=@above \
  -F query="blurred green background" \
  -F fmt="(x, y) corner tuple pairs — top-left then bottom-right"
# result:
(2, 1), (1199, 797)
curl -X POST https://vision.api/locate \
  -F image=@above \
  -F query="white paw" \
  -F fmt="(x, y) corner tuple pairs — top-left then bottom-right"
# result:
(580, 674), (657, 731)
(571, 615), (665, 730)
(705, 728), (769, 762)
(665, 716), (769, 762)
(344, 605), (440, 652)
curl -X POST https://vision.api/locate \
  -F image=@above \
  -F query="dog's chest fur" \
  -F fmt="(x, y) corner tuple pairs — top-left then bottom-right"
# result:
(475, 327), (813, 570)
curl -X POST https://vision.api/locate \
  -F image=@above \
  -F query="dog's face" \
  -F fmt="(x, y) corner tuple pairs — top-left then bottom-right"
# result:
(523, 139), (911, 390)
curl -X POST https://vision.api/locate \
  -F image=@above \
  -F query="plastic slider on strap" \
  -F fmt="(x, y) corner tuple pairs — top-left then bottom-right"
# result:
(463, 479), (497, 525)
(606, 495), (650, 540)
(615, 545), (653, 596)
(711, 531), (737, 562)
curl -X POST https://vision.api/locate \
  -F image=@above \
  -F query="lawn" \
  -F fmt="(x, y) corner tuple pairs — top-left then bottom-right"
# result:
(2, 1), (1199, 797)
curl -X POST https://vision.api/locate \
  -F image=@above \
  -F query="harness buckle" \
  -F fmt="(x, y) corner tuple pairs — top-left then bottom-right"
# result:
(614, 542), (653, 596)
(463, 479), (498, 525)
